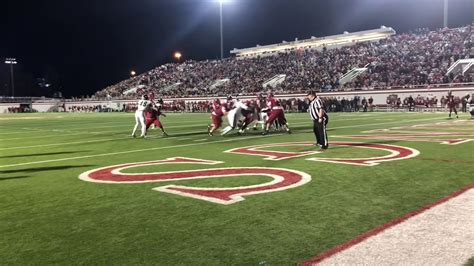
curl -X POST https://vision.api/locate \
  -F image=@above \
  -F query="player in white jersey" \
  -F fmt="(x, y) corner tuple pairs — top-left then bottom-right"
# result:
(221, 96), (249, 135)
(132, 95), (151, 138)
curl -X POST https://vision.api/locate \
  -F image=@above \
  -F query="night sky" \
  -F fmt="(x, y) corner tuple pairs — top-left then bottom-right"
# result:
(1, 0), (473, 97)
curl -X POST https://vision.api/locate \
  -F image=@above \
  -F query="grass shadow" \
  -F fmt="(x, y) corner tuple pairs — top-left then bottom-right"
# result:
(0, 165), (95, 174)
(0, 176), (29, 181)
(0, 151), (90, 159)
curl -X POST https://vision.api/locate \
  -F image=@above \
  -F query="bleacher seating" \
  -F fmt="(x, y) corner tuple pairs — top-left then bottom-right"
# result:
(94, 25), (473, 99)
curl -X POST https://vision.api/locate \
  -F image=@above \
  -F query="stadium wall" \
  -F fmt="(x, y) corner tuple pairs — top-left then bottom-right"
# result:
(0, 86), (472, 113)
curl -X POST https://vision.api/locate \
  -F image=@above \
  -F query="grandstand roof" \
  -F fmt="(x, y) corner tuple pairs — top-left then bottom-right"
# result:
(230, 26), (396, 58)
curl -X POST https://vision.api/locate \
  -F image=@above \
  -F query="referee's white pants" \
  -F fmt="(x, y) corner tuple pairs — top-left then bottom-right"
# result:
(132, 111), (146, 137)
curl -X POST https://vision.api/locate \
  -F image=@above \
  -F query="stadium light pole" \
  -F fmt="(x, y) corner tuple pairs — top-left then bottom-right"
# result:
(219, 0), (225, 60)
(443, 0), (448, 28)
(4, 58), (17, 97)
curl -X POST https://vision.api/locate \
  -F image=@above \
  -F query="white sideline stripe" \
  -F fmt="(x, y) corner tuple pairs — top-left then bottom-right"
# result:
(193, 138), (208, 142)
(0, 137), (131, 151)
(0, 130), (203, 151)
(0, 117), (355, 135)
(319, 188), (474, 265)
(0, 131), (25, 135)
(0, 124), (205, 141)
(0, 113), (436, 134)
(0, 116), (443, 141)
(0, 117), (445, 166)
(0, 117), (443, 151)
(0, 134), (284, 168)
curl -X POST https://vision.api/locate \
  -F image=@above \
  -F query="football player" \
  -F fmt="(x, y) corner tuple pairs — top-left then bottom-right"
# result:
(447, 91), (458, 119)
(145, 98), (168, 137)
(469, 94), (474, 118)
(262, 95), (291, 135)
(132, 95), (152, 138)
(208, 98), (228, 136)
(221, 96), (249, 135)
(238, 100), (257, 134)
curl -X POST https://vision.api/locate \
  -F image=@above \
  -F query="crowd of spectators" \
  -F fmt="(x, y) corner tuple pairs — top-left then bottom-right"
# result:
(118, 96), (380, 114)
(384, 94), (467, 109)
(6, 106), (33, 113)
(67, 105), (113, 112)
(93, 25), (473, 99)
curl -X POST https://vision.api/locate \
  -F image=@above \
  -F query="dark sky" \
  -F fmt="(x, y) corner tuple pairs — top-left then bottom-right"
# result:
(1, 0), (473, 97)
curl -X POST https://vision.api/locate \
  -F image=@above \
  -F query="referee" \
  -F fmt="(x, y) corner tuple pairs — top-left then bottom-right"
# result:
(307, 91), (328, 149)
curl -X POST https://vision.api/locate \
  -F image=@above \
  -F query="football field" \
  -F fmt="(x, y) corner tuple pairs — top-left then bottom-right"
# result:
(1, 112), (473, 264)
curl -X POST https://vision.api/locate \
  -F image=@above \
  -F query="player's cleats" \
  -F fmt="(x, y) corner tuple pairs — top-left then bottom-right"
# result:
(221, 126), (233, 135)
(262, 130), (269, 135)
(131, 134), (136, 138)
(287, 129), (292, 134)
(162, 132), (168, 137)
(208, 132), (213, 136)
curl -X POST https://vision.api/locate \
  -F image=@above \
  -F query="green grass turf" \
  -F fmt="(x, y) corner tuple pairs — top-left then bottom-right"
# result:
(0, 112), (473, 264)
(466, 257), (474, 266)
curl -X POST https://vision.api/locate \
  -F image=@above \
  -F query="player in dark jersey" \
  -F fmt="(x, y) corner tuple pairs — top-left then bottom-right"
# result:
(469, 94), (474, 118)
(145, 99), (168, 136)
(238, 100), (257, 134)
(447, 91), (458, 119)
(253, 94), (267, 130)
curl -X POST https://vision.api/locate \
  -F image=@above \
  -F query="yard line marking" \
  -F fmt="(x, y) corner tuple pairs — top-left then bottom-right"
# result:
(0, 129), (205, 151)
(0, 134), (284, 168)
(0, 123), (208, 140)
(0, 131), (107, 141)
(0, 112), (443, 136)
(0, 117), (444, 151)
(193, 138), (208, 142)
(292, 117), (444, 131)
(0, 137), (132, 151)
(0, 131), (25, 135)
(0, 117), (446, 168)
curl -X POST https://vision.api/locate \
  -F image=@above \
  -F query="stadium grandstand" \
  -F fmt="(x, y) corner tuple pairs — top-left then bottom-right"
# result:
(91, 25), (473, 101)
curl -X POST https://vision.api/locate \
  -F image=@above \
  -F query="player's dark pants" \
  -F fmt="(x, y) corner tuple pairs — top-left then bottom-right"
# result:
(313, 119), (328, 149)
(449, 105), (458, 116)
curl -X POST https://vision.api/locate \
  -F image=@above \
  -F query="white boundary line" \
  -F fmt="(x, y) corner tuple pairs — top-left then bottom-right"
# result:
(1, 117), (444, 151)
(0, 134), (283, 168)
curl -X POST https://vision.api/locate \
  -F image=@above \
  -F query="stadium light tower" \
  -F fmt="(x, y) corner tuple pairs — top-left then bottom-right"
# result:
(4, 58), (17, 97)
(130, 70), (137, 77)
(443, 0), (448, 28)
(218, 0), (228, 60)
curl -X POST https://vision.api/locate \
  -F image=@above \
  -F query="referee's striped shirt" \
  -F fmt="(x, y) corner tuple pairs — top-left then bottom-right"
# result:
(309, 97), (324, 120)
